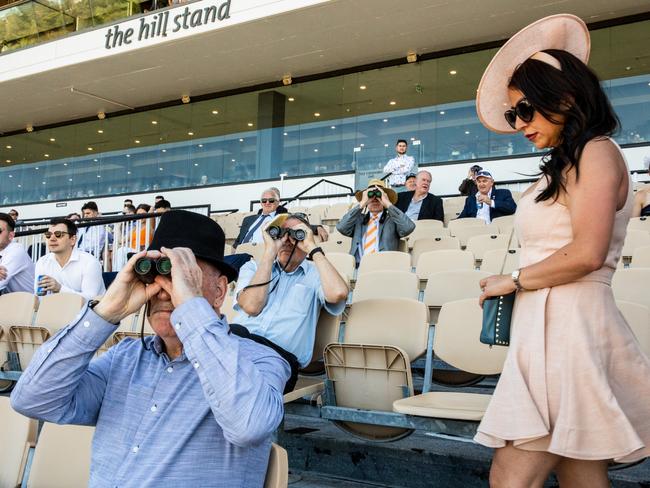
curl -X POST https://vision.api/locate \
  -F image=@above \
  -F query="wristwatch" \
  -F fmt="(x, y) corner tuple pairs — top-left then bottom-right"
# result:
(307, 247), (325, 261)
(511, 269), (524, 291)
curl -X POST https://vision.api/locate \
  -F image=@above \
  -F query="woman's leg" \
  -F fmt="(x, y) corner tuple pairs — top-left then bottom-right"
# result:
(490, 443), (560, 488)
(554, 458), (609, 488)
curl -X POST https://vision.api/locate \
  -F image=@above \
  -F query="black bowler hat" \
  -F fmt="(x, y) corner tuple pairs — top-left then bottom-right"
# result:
(148, 210), (237, 282)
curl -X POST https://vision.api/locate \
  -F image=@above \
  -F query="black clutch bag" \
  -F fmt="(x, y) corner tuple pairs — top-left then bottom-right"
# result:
(479, 229), (517, 347)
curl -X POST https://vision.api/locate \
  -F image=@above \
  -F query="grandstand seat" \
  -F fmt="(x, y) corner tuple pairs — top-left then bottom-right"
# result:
(453, 226), (497, 248)
(320, 233), (352, 254)
(406, 227), (450, 248)
(0, 396), (36, 488)
(422, 270), (490, 324)
(322, 203), (352, 229)
(357, 251), (411, 276)
(491, 215), (516, 233)
(410, 237), (461, 267)
(630, 245), (650, 268)
(510, 190), (522, 203)
(414, 220), (445, 232)
(627, 216), (650, 233)
(97, 311), (139, 356)
(447, 218), (485, 236)
(307, 204), (329, 224)
(621, 229), (650, 260)
(221, 291), (238, 323)
(480, 249), (521, 274)
(415, 250), (475, 283)
(323, 297), (429, 440)
(613, 268), (650, 310)
(393, 299), (508, 422)
(224, 244), (233, 256)
(616, 301), (650, 357)
(0, 292), (37, 387)
(466, 234), (510, 262)
(264, 443), (289, 488)
(10, 293), (84, 370)
(323, 252), (355, 285)
(236, 242), (266, 263)
(352, 271), (419, 303)
(26, 423), (94, 488)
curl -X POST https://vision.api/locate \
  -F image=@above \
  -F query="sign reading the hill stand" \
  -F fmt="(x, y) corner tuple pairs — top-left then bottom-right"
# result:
(104, 0), (231, 50)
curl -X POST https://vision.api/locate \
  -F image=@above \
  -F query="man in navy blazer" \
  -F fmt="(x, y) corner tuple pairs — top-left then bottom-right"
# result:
(457, 170), (516, 223)
(395, 170), (444, 222)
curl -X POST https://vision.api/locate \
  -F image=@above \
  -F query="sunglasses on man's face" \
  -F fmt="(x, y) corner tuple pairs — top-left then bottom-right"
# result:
(261, 198), (276, 204)
(44, 231), (70, 239)
(504, 98), (536, 130)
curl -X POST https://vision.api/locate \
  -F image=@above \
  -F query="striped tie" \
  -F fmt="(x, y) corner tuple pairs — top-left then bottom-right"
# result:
(363, 214), (379, 255)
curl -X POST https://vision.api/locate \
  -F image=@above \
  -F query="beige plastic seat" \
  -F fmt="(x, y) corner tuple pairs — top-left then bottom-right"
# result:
(423, 270), (490, 324)
(0, 292), (38, 386)
(416, 250), (475, 283)
(627, 216), (650, 233)
(414, 220), (445, 232)
(221, 292), (238, 323)
(466, 233), (510, 262)
(410, 237), (461, 266)
(393, 298), (508, 421)
(264, 443), (288, 488)
(10, 293), (84, 370)
(307, 204), (330, 224)
(224, 244), (233, 256)
(324, 298), (429, 440)
(27, 423), (94, 488)
(612, 268), (650, 309)
(320, 234), (352, 254)
(480, 249), (521, 274)
(491, 215), (516, 233)
(621, 229), (650, 260)
(97, 311), (138, 356)
(325, 203), (352, 221)
(352, 271), (419, 303)
(236, 242), (266, 263)
(406, 227), (451, 248)
(630, 245), (650, 268)
(447, 218), (485, 236)
(357, 251), (411, 276)
(324, 252), (355, 285)
(616, 301), (650, 357)
(0, 396), (36, 488)
(453, 226), (496, 248)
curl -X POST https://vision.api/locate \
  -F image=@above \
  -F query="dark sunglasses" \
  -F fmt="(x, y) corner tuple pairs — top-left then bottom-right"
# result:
(260, 198), (277, 204)
(504, 98), (535, 130)
(44, 231), (70, 239)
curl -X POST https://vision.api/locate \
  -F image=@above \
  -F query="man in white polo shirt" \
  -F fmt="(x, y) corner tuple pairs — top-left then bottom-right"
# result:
(35, 217), (105, 300)
(0, 212), (34, 294)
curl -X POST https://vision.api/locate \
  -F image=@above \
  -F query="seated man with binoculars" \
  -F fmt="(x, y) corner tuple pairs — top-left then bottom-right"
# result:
(12, 210), (290, 487)
(233, 213), (349, 391)
(337, 179), (415, 265)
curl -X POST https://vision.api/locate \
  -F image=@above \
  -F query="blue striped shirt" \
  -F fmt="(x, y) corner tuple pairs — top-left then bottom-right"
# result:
(11, 297), (290, 487)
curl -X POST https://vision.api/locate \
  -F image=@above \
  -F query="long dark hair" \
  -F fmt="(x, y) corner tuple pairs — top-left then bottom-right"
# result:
(508, 49), (619, 202)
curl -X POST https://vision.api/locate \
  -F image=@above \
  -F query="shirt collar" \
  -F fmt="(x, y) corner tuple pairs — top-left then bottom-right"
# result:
(152, 335), (187, 361)
(273, 257), (309, 275)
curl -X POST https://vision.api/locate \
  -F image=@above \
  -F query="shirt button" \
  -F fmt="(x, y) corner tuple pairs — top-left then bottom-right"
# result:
(193, 361), (200, 369)
(174, 322), (181, 330)
(83, 321), (90, 328)
(150, 404), (157, 412)
(132, 446), (139, 453)
(47, 348), (53, 353)
(166, 367), (173, 373)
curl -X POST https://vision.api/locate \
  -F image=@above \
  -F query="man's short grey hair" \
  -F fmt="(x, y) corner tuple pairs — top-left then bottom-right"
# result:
(417, 170), (432, 179)
(261, 187), (281, 200)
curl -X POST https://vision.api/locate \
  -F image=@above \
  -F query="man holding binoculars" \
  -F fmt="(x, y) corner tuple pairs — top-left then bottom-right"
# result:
(337, 179), (415, 265)
(234, 213), (348, 391)
(11, 210), (290, 486)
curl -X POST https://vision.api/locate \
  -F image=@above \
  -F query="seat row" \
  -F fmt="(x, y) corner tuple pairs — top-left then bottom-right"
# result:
(0, 397), (287, 488)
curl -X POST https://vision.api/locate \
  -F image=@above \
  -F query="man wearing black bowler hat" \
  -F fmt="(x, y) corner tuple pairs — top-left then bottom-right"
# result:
(11, 210), (290, 487)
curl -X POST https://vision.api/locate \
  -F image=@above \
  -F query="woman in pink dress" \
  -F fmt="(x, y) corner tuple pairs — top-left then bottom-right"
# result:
(474, 14), (650, 487)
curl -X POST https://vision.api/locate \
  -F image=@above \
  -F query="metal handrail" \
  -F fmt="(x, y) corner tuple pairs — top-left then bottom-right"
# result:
(249, 178), (353, 211)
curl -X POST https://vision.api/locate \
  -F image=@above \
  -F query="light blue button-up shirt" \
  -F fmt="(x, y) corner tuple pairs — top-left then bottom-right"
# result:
(11, 297), (290, 488)
(234, 259), (346, 367)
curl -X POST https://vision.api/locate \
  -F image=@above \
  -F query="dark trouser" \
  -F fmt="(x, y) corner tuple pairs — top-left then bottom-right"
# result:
(229, 323), (300, 394)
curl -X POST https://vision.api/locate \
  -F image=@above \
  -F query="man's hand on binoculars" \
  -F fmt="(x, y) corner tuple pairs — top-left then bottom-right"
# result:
(261, 222), (283, 261)
(154, 247), (204, 308)
(379, 188), (393, 209)
(93, 250), (163, 325)
(294, 223), (317, 254)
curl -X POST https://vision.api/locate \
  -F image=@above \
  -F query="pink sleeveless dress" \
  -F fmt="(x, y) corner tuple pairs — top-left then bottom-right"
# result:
(475, 150), (650, 462)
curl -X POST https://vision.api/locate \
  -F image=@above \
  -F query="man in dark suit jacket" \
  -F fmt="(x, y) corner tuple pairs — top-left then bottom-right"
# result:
(395, 170), (444, 222)
(458, 170), (516, 223)
(233, 188), (283, 249)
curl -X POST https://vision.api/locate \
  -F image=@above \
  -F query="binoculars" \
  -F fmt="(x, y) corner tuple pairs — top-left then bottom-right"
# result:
(134, 257), (172, 284)
(267, 226), (306, 241)
(367, 189), (382, 199)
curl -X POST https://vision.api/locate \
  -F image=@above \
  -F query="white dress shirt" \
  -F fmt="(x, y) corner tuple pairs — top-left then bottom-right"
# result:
(248, 211), (277, 245)
(0, 241), (35, 293)
(383, 155), (416, 186)
(34, 249), (106, 300)
(475, 190), (495, 224)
